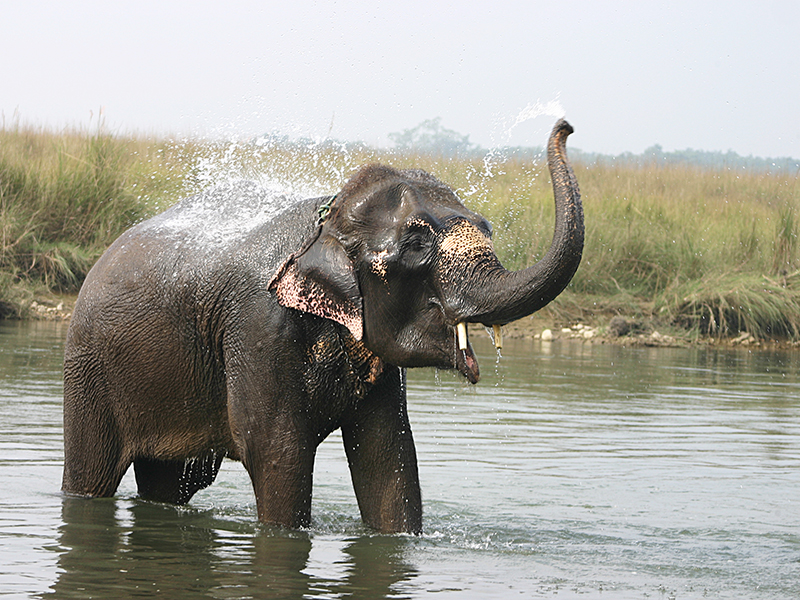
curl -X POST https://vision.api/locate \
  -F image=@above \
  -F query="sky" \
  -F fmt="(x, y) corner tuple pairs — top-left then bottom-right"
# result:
(2, 0), (798, 158)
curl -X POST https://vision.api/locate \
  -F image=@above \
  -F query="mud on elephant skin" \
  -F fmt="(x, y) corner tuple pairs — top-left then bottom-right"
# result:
(62, 119), (584, 533)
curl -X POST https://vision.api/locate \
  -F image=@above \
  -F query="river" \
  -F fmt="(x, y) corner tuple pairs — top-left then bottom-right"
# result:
(1, 320), (798, 598)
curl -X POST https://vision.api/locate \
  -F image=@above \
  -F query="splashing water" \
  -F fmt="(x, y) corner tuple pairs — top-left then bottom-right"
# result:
(136, 132), (383, 249)
(459, 98), (565, 208)
(175, 135), (367, 200)
(140, 100), (566, 271)
(481, 326), (506, 384)
(151, 98), (566, 222)
(506, 98), (566, 142)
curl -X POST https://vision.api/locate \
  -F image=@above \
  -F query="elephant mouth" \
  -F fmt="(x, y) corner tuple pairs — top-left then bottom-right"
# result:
(454, 322), (480, 384)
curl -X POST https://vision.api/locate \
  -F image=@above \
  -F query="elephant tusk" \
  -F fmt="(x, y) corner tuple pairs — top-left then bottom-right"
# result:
(492, 324), (503, 349)
(457, 322), (468, 351)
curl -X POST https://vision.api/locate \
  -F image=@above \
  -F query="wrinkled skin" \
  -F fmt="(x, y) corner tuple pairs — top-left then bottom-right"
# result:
(62, 119), (583, 533)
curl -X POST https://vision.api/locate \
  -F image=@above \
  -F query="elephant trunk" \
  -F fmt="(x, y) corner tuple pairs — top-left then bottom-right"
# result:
(463, 119), (584, 326)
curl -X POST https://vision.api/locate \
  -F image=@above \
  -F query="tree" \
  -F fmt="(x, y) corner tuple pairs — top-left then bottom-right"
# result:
(388, 118), (476, 157)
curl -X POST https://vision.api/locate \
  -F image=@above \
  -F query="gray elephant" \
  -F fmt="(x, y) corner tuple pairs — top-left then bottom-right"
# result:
(62, 119), (583, 533)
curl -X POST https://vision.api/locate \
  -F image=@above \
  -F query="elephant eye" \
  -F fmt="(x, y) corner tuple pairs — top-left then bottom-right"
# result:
(399, 226), (434, 269)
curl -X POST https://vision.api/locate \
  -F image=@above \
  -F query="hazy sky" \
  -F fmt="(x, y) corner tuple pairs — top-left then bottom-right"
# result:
(3, 1), (798, 158)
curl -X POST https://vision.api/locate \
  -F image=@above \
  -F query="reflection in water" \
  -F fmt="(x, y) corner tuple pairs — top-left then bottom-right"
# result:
(47, 495), (415, 599)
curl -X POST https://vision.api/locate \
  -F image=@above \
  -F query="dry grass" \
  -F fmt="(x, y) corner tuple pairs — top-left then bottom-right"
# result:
(2, 126), (799, 339)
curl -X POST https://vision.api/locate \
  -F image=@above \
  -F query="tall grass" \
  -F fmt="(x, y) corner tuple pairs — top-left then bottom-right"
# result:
(0, 126), (180, 315)
(1, 125), (799, 340)
(576, 163), (800, 338)
(380, 153), (800, 338)
(492, 159), (800, 338)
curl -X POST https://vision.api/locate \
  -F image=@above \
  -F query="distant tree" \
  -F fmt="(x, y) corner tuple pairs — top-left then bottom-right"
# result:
(389, 118), (476, 157)
(643, 144), (664, 161)
(569, 145), (799, 173)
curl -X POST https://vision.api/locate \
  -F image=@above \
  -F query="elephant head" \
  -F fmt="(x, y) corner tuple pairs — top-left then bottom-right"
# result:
(270, 119), (583, 383)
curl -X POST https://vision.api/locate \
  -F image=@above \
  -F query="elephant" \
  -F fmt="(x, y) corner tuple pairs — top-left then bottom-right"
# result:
(62, 119), (583, 534)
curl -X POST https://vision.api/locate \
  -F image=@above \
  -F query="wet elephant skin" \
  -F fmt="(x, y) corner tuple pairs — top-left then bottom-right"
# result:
(62, 120), (583, 533)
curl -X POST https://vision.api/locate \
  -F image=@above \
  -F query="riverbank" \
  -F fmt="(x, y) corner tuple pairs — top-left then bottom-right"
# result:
(3, 126), (799, 344)
(502, 311), (800, 350)
(27, 291), (800, 352)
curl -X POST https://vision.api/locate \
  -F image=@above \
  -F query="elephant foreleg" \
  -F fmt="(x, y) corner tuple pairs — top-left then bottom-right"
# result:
(134, 452), (224, 505)
(341, 366), (422, 534)
(225, 333), (319, 529)
(241, 434), (317, 529)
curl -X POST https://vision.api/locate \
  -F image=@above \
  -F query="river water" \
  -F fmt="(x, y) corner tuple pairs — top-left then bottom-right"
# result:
(0, 320), (798, 599)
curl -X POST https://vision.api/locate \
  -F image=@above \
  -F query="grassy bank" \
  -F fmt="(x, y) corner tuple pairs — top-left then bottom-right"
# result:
(2, 126), (799, 342)
(0, 126), (180, 316)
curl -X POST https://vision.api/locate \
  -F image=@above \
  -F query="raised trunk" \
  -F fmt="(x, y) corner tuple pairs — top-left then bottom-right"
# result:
(466, 119), (584, 326)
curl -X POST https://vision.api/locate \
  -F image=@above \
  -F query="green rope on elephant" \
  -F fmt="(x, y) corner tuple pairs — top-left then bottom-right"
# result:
(317, 195), (336, 226)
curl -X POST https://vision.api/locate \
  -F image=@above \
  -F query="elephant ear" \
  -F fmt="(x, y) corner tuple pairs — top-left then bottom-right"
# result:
(269, 232), (363, 340)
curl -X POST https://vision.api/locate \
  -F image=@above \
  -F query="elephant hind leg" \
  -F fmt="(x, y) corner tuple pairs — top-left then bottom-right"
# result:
(62, 375), (130, 498)
(134, 453), (224, 505)
(62, 443), (129, 499)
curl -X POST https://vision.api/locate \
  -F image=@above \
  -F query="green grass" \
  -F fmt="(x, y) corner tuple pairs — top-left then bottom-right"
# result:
(656, 271), (800, 338)
(0, 125), (189, 315)
(2, 125), (799, 340)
